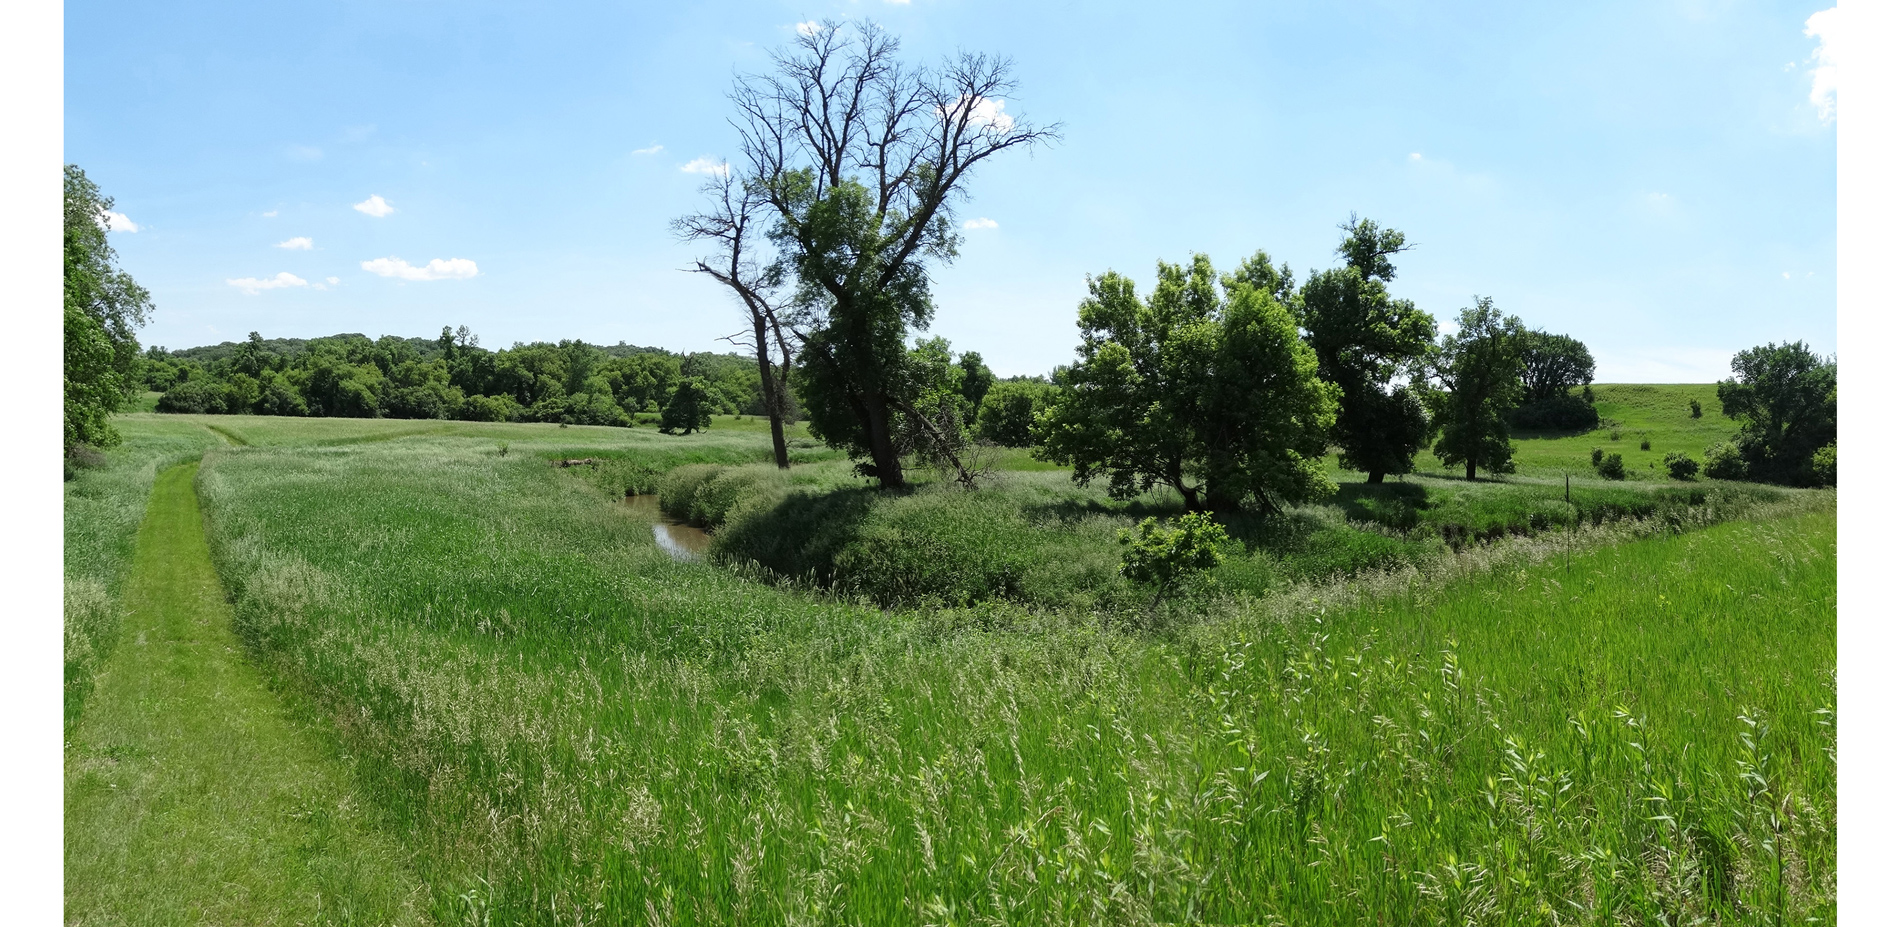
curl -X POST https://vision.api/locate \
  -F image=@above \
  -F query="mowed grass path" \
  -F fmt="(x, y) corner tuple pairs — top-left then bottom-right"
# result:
(65, 461), (429, 927)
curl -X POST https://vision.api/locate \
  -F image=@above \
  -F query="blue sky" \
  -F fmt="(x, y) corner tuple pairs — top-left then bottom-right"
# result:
(66, 0), (1837, 381)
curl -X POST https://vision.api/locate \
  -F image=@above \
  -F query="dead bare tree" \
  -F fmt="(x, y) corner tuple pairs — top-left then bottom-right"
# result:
(673, 171), (797, 468)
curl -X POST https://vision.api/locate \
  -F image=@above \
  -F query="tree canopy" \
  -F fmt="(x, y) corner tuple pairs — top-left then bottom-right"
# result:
(1427, 298), (1526, 481)
(1296, 217), (1437, 483)
(1716, 341), (1836, 487)
(1038, 253), (1339, 512)
(65, 165), (152, 451)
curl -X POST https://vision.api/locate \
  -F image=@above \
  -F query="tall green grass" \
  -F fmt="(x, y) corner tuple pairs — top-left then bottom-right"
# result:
(194, 427), (1834, 924)
(63, 415), (222, 729)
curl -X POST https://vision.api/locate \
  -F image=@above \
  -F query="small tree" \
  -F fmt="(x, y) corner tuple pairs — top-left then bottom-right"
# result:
(1704, 441), (1748, 480)
(1689, 398), (1702, 419)
(1118, 512), (1227, 610)
(1664, 452), (1699, 480)
(1426, 298), (1526, 480)
(659, 378), (714, 435)
(1596, 452), (1626, 480)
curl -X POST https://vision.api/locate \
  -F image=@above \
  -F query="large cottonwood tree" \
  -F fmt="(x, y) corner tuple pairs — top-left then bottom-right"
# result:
(727, 19), (1055, 488)
(1427, 298), (1527, 481)
(65, 164), (151, 452)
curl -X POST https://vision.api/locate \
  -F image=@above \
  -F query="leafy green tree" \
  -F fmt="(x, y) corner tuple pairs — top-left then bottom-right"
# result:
(976, 378), (1055, 448)
(1296, 217), (1437, 483)
(1664, 452), (1699, 480)
(1715, 341), (1837, 486)
(736, 20), (1055, 488)
(660, 378), (714, 435)
(1427, 298), (1527, 480)
(957, 351), (996, 417)
(64, 165), (152, 450)
(1038, 253), (1339, 512)
(1519, 330), (1595, 401)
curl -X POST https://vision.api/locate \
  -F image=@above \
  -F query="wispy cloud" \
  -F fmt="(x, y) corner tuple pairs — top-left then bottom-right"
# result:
(361, 256), (480, 281)
(1408, 152), (1422, 161)
(276, 236), (314, 250)
(101, 211), (139, 232)
(680, 157), (730, 176)
(326, 276), (340, 285)
(353, 194), (395, 217)
(963, 217), (999, 229)
(795, 20), (821, 36)
(1804, 7), (1839, 122)
(227, 272), (309, 295)
(632, 143), (664, 155)
(262, 209), (279, 217)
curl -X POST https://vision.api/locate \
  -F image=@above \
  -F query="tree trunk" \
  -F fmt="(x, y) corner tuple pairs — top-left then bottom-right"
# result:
(1366, 470), (1386, 484)
(749, 315), (790, 469)
(860, 392), (906, 490)
(1465, 459), (1478, 481)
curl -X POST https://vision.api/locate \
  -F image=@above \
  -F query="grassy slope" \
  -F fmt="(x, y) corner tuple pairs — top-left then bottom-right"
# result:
(1505, 383), (1736, 482)
(191, 416), (1834, 924)
(65, 460), (430, 927)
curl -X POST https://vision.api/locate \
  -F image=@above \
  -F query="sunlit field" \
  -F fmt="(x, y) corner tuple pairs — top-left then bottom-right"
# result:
(62, 408), (1827, 924)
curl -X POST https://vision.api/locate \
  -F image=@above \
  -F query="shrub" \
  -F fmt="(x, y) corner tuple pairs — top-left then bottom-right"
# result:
(1596, 452), (1626, 480)
(1689, 398), (1702, 418)
(456, 393), (522, 423)
(156, 378), (232, 414)
(1609, 429), (1622, 441)
(1591, 447), (1604, 467)
(1640, 437), (1651, 451)
(1664, 452), (1699, 480)
(1812, 444), (1836, 487)
(1118, 512), (1227, 607)
(1704, 441), (1748, 480)
(1508, 394), (1600, 431)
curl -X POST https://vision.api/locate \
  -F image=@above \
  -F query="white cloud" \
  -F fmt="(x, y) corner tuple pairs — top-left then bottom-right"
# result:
(262, 209), (279, 217)
(1805, 7), (1840, 122)
(360, 256), (480, 281)
(1408, 152), (1422, 161)
(353, 194), (395, 217)
(795, 20), (821, 36)
(1783, 271), (1792, 279)
(963, 217), (999, 229)
(101, 211), (139, 232)
(326, 276), (340, 285)
(680, 157), (730, 176)
(276, 236), (314, 250)
(227, 272), (309, 295)
(632, 143), (664, 155)
(940, 95), (1013, 133)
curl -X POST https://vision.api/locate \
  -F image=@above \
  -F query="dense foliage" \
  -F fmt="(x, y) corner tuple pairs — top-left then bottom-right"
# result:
(1508, 330), (1600, 431)
(65, 165), (152, 452)
(1038, 253), (1339, 512)
(975, 377), (1056, 448)
(150, 328), (769, 426)
(1716, 340), (1837, 487)
(1427, 299), (1528, 480)
(1295, 218), (1437, 483)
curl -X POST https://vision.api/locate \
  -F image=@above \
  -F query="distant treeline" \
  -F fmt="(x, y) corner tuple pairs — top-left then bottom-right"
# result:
(145, 327), (771, 426)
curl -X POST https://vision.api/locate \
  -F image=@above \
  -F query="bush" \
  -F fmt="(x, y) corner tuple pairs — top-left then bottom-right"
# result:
(976, 380), (1055, 448)
(1640, 437), (1651, 451)
(156, 378), (232, 414)
(1596, 452), (1626, 480)
(1812, 444), (1836, 487)
(1664, 452), (1699, 480)
(456, 393), (523, 423)
(1508, 394), (1600, 431)
(1591, 447), (1604, 467)
(1609, 429), (1621, 442)
(1704, 441), (1748, 480)
(1689, 398), (1702, 418)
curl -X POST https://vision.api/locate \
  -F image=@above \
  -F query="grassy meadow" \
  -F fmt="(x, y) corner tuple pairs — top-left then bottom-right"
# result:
(63, 396), (1836, 924)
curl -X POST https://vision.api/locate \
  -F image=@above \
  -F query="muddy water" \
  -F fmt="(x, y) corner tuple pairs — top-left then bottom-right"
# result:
(622, 495), (712, 560)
